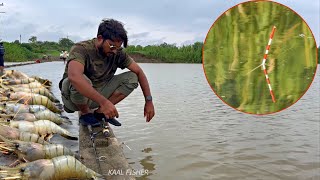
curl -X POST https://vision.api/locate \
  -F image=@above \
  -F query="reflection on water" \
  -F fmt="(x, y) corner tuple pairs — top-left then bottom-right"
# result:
(137, 148), (156, 180)
(203, 1), (317, 114)
(5, 62), (320, 180)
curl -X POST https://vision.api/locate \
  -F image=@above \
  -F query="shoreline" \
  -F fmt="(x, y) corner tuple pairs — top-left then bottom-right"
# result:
(4, 61), (37, 68)
(3, 52), (203, 64)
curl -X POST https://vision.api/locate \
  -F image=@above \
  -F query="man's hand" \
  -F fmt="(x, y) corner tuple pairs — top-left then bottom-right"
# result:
(127, 62), (155, 122)
(96, 98), (119, 119)
(144, 101), (155, 122)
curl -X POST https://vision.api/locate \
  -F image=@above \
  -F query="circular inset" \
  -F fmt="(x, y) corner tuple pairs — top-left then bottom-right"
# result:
(202, 1), (318, 115)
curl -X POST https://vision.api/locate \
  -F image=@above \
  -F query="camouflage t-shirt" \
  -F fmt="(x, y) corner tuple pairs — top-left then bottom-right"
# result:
(60, 38), (133, 88)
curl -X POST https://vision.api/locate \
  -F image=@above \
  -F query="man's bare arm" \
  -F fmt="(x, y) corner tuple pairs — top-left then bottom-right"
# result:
(127, 61), (152, 97)
(127, 61), (155, 122)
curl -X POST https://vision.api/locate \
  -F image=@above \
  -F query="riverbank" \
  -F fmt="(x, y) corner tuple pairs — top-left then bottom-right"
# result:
(4, 52), (193, 64)
(128, 53), (164, 63)
(49, 53), (166, 63)
(4, 61), (37, 68)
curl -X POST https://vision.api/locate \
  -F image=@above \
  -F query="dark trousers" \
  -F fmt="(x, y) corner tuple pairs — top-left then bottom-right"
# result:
(0, 55), (4, 66)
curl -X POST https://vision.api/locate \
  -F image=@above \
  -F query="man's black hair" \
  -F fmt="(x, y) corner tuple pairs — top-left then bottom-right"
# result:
(97, 19), (128, 48)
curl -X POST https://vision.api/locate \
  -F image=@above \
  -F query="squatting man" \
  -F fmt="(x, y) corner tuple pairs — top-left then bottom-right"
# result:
(59, 19), (155, 126)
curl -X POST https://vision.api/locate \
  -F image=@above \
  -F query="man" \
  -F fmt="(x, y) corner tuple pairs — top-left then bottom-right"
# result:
(0, 42), (5, 75)
(59, 19), (155, 126)
(60, 50), (68, 64)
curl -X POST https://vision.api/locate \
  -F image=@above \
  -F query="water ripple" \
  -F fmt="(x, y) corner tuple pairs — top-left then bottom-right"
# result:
(6, 62), (319, 180)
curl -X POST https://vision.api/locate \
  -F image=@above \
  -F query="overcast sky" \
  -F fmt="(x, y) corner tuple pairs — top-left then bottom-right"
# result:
(0, 0), (319, 46)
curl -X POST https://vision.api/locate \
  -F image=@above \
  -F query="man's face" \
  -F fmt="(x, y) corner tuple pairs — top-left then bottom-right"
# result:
(97, 37), (123, 57)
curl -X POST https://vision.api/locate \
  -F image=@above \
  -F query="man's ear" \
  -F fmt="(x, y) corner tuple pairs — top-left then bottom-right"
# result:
(97, 35), (104, 41)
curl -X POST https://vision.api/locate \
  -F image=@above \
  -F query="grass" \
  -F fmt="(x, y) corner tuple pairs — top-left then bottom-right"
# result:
(203, 1), (317, 114)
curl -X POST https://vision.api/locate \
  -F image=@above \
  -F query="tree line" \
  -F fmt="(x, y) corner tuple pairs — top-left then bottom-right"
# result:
(125, 42), (203, 63)
(3, 36), (203, 63)
(3, 37), (74, 62)
(1, 36), (319, 64)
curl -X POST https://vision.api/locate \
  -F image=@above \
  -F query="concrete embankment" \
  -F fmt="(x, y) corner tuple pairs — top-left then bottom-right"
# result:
(79, 124), (135, 180)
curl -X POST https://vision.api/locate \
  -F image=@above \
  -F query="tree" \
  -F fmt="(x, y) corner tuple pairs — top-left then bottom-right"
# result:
(13, 40), (20, 44)
(28, 36), (37, 43)
(136, 45), (143, 51)
(192, 42), (203, 50)
(59, 38), (74, 50)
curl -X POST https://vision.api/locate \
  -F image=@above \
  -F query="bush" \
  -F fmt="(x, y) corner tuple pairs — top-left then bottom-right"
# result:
(3, 42), (38, 62)
(126, 42), (203, 63)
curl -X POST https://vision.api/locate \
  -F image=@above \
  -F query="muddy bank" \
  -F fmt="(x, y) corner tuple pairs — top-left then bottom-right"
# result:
(4, 61), (37, 68)
(4, 51), (165, 65)
(128, 53), (164, 63)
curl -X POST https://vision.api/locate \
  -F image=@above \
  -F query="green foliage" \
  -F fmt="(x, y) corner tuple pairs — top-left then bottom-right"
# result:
(28, 36), (37, 43)
(59, 38), (74, 50)
(126, 42), (203, 63)
(203, 1), (318, 114)
(4, 34), (202, 63)
(2, 42), (37, 62)
(2, 36), (75, 62)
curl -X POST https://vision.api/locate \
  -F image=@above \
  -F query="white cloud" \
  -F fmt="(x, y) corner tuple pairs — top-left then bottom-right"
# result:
(0, 0), (318, 46)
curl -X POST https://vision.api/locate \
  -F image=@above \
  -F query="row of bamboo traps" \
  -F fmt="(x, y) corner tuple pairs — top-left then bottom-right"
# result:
(0, 70), (103, 180)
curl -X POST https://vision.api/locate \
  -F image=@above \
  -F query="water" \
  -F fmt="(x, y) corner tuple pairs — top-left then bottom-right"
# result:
(4, 62), (320, 180)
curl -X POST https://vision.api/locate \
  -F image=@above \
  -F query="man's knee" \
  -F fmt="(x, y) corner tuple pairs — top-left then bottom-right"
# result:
(117, 71), (139, 96)
(124, 71), (139, 89)
(127, 71), (138, 83)
(62, 75), (92, 94)
(61, 75), (93, 111)
(61, 78), (76, 112)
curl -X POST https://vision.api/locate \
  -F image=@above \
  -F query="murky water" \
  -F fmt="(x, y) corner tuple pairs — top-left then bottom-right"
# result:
(3, 62), (320, 180)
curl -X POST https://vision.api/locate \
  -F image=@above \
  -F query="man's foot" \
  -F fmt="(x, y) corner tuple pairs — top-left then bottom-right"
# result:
(79, 113), (100, 127)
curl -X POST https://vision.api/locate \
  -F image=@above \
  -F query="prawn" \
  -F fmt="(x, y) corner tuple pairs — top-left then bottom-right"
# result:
(0, 125), (49, 145)
(5, 92), (62, 113)
(0, 103), (48, 114)
(0, 135), (80, 162)
(0, 156), (103, 180)
(7, 120), (78, 141)
(1, 70), (29, 79)
(1, 86), (59, 103)
(0, 110), (71, 125)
